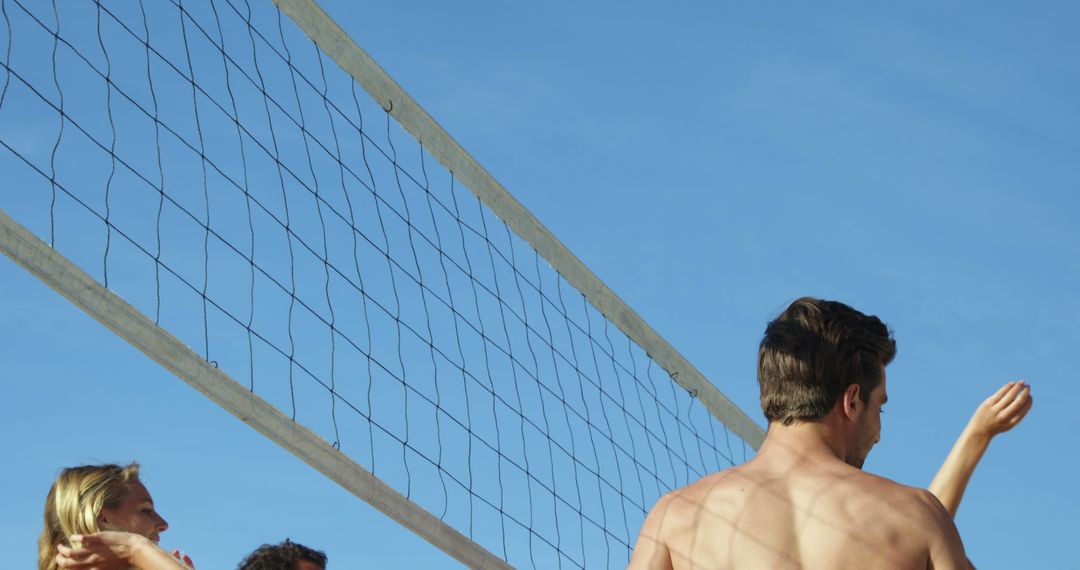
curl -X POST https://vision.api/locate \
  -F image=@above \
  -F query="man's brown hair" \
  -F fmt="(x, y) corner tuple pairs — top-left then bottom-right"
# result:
(758, 297), (896, 425)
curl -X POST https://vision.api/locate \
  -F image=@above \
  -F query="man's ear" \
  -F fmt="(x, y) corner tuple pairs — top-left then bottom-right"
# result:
(842, 384), (862, 420)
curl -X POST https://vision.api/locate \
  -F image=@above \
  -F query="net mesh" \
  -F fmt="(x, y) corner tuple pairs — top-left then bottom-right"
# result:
(0, 1), (750, 567)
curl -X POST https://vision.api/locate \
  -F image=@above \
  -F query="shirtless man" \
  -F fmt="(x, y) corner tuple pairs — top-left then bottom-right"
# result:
(628, 297), (969, 569)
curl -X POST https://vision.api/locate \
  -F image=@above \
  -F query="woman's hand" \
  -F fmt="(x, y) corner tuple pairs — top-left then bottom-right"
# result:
(56, 532), (191, 570)
(965, 381), (1033, 440)
(56, 532), (146, 570)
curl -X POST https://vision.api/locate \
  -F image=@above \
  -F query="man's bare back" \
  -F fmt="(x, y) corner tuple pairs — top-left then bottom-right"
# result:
(628, 453), (966, 569)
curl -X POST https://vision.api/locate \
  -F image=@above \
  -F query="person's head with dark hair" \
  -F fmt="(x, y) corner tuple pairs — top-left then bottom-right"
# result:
(237, 539), (327, 570)
(758, 297), (897, 470)
(758, 296), (896, 426)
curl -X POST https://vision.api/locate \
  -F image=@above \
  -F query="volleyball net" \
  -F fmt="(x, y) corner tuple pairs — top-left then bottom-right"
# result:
(0, 0), (764, 567)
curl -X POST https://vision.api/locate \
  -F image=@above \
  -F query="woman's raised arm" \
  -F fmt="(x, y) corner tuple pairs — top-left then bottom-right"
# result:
(929, 381), (1033, 517)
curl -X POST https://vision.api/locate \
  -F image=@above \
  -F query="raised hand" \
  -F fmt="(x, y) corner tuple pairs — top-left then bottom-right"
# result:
(966, 380), (1033, 438)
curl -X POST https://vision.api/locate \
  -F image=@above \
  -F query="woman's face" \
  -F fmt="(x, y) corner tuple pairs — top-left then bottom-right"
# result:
(98, 479), (169, 542)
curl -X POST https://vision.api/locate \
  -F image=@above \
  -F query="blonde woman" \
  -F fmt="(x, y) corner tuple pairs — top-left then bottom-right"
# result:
(39, 463), (193, 570)
(931, 380), (1033, 517)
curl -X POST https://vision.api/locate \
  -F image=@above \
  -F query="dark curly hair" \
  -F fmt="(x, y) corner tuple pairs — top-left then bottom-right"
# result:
(236, 539), (327, 570)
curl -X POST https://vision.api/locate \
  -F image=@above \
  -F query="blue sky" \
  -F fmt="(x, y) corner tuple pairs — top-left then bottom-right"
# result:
(2, 0), (1077, 568)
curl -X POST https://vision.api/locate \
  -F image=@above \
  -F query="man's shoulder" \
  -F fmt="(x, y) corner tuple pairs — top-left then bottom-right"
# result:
(653, 468), (740, 516)
(632, 467), (745, 550)
(860, 470), (939, 501)
(855, 473), (966, 562)
(846, 468), (921, 497)
(848, 470), (952, 524)
(660, 468), (729, 501)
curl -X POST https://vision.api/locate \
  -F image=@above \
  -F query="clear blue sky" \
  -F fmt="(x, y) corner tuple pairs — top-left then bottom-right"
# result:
(2, 0), (1077, 568)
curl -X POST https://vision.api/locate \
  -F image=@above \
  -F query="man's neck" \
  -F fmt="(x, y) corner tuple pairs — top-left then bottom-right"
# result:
(755, 419), (852, 468)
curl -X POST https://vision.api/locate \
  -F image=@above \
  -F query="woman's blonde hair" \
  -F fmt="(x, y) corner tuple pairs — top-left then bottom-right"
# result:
(37, 463), (141, 570)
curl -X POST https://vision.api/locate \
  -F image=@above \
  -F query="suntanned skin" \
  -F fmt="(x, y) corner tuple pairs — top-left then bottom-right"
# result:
(629, 373), (970, 570)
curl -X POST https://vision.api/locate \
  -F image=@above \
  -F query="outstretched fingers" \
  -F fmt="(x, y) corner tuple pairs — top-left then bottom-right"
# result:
(970, 381), (1033, 438)
(989, 381), (1032, 434)
(1001, 384), (1033, 423)
(987, 381), (1017, 407)
(996, 382), (1029, 412)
